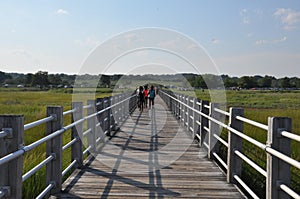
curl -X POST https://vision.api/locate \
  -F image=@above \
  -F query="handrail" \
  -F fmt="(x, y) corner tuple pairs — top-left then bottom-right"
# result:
(281, 130), (300, 143)
(212, 152), (227, 169)
(0, 130), (10, 139)
(214, 107), (230, 116)
(62, 138), (78, 151)
(36, 182), (55, 199)
(159, 90), (299, 199)
(62, 160), (77, 177)
(0, 187), (9, 198)
(265, 147), (300, 169)
(236, 115), (268, 131)
(0, 91), (137, 198)
(234, 150), (267, 177)
(24, 115), (55, 131)
(279, 183), (300, 199)
(234, 175), (259, 199)
(213, 134), (228, 148)
(22, 155), (55, 182)
(63, 109), (76, 116)
(83, 104), (92, 109)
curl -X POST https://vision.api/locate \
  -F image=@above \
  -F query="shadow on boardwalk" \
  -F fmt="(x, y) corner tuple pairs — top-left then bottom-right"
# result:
(57, 96), (245, 198)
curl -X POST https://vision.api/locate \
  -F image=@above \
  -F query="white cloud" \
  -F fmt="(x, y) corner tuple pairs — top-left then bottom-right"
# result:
(55, 9), (70, 15)
(274, 8), (300, 30)
(247, 32), (254, 37)
(255, 36), (287, 45)
(75, 37), (100, 47)
(124, 33), (139, 43)
(240, 9), (250, 24)
(211, 38), (220, 44)
(254, 8), (263, 17)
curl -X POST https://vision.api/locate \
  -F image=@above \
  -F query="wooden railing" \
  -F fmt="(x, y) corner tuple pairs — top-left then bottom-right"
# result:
(0, 91), (137, 199)
(159, 90), (300, 199)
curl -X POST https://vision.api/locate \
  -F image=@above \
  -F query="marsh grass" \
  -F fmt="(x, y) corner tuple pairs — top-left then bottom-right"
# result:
(194, 89), (300, 197)
(0, 90), (111, 198)
(1, 89), (300, 197)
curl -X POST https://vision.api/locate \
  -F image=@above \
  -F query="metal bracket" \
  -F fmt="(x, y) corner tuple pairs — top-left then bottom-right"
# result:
(277, 128), (286, 138)
(50, 153), (56, 160)
(50, 181), (57, 188)
(0, 186), (11, 197)
(2, 128), (13, 139)
(50, 114), (57, 122)
(276, 180), (283, 189)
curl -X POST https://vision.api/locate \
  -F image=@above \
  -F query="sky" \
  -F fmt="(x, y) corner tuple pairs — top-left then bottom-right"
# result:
(0, 1), (300, 77)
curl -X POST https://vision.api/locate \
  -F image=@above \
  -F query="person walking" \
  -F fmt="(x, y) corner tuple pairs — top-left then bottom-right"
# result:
(138, 86), (145, 112)
(148, 85), (156, 108)
(143, 85), (149, 108)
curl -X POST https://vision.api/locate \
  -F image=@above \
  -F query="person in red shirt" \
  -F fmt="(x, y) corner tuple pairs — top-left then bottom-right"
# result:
(143, 85), (149, 108)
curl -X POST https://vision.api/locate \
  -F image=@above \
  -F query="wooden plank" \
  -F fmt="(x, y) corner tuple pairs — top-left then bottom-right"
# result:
(56, 96), (245, 199)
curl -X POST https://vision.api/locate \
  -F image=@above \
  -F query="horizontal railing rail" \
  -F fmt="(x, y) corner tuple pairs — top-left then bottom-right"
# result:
(0, 91), (137, 199)
(159, 90), (300, 199)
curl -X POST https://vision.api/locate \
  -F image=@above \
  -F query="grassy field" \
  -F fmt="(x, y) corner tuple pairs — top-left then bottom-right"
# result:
(0, 88), (299, 198)
(191, 89), (300, 197)
(0, 88), (113, 198)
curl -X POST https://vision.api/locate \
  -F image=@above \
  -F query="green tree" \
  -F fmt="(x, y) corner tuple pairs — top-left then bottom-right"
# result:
(0, 71), (12, 84)
(222, 75), (238, 88)
(194, 76), (207, 88)
(238, 76), (256, 89)
(280, 77), (291, 88)
(99, 75), (111, 87)
(25, 73), (34, 86)
(258, 75), (273, 88)
(32, 71), (49, 89)
(48, 74), (62, 86)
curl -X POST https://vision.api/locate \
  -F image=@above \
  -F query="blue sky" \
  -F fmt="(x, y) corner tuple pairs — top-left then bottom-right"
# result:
(0, 1), (300, 77)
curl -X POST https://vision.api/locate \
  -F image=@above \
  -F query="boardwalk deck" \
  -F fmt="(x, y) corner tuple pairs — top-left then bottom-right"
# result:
(57, 96), (245, 198)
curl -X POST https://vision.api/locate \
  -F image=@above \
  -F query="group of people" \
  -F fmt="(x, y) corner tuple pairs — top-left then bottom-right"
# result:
(137, 85), (156, 112)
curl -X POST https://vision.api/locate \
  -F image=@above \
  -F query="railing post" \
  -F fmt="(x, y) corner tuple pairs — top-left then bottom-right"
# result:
(110, 96), (115, 131)
(0, 115), (24, 199)
(179, 94), (182, 123)
(187, 96), (193, 134)
(184, 95), (188, 129)
(200, 100), (209, 146)
(193, 98), (200, 140)
(175, 94), (179, 119)
(96, 98), (104, 136)
(121, 94), (126, 120)
(71, 102), (83, 168)
(106, 97), (111, 136)
(170, 92), (173, 111)
(266, 117), (292, 199)
(112, 96), (117, 126)
(129, 94), (132, 114)
(120, 94), (124, 121)
(87, 100), (96, 151)
(116, 95), (121, 124)
(170, 92), (173, 112)
(227, 107), (244, 183)
(46, 106), (63, 195)
(208, 103), (221, 159)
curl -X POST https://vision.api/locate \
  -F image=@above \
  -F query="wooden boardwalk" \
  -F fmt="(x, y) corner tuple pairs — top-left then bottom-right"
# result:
(57, 96), (245, 198)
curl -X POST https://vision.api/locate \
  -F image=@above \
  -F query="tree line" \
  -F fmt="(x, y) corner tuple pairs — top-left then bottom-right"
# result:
(1, 71), (300, 90)
(185, 74), (300, 89)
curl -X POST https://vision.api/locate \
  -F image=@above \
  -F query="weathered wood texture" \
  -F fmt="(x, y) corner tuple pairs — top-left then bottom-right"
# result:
(58, 96), (245, 198)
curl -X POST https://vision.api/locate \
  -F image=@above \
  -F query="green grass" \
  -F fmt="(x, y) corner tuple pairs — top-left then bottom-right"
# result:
(192, 89), (300, 198)
(0, 89), (112, 198)
(1, 88), (300, 198)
